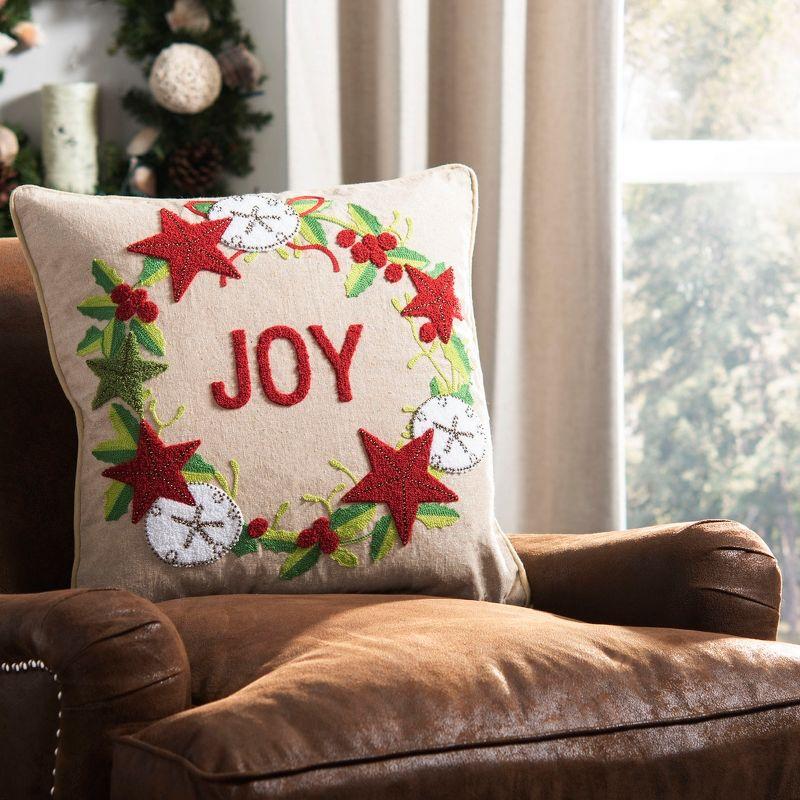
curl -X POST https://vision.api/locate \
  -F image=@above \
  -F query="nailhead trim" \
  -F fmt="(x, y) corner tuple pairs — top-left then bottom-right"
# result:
(1, 659), (61, 797)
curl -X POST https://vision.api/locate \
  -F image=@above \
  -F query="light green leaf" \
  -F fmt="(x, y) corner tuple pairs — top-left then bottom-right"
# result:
(260, 529), (299, 554)
(92, 258), (124, 293)
(78, 295), (116, 320)
(192, 201), (215, 215)
(416, 503), (460, 529)
(183, 452), (217, 483)
(102, 317), (125, 357)
(329, 502), (376, 539)
(289, 197), (327, 215)
(347, 203), (382, 235)
(104, 480), (133, 521)
(344, 262), (377, 297)
(231, 526), (259, 556)
(370, 515), (399, 562)
(300, 216), (327, 246)
(442, 334), (472, 380)
(77, 326), (103, 356)
(279, 545), (322, 580)
(386, 246), (428, 270)
(429, 376), (446, 397)
(136, 256), (169, 287)
(110, 402), (140, 445)
(330, 546), (359, 568)
(130, 318), (166, 357)
(429, 261), (447, 278)
(452, 384), (474, 405)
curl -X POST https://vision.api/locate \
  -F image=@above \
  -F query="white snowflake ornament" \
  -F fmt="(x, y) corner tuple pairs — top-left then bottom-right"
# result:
(145, 482), (243, 567)
(208, 193), (300, 252)
(411, 395), (487, 474)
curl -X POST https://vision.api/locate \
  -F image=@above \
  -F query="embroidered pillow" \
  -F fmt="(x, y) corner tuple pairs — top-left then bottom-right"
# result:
(11, 165), (528, 604)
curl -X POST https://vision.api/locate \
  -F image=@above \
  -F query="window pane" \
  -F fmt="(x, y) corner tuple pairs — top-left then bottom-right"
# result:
(623, 181), (800, 641)
(625, 0), (800, 140)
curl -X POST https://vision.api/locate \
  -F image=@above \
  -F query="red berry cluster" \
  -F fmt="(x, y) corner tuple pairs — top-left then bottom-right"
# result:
(111, 283), (159, 323)
(247, 517), (270, 538)
(296, 516), (340, 554)
(335, 229), (405, 282)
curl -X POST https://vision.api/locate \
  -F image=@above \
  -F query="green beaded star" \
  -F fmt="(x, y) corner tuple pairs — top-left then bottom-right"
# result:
(87, 332), (168, 413)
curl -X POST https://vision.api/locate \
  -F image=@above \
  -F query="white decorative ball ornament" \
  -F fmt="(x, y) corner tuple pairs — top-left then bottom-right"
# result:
(149, 43), (222, 115)
(209, 193), (300, 252)
(412, 395), (487, 474)
(145, 483), (243, 567)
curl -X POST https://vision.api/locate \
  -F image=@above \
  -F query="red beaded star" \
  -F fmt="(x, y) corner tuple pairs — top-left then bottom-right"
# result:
(127, 209), (241, 302)
(341, 428), (458, 545)
(401, 267), (463, 344)
(102, 420), (200, 523)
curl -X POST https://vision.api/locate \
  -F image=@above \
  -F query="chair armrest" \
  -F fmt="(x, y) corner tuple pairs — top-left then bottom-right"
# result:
(0, 588), (190, 799)
(509, 519), (781, 640)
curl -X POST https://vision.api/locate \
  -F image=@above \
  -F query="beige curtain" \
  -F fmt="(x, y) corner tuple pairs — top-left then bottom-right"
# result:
(286, 0), (624, 534)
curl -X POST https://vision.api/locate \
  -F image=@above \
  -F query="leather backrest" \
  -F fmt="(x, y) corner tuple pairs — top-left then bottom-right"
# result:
(0, 237), (74, 592)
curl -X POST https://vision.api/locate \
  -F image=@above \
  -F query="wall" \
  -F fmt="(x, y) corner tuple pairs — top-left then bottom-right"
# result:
(0, 0), (288, 192)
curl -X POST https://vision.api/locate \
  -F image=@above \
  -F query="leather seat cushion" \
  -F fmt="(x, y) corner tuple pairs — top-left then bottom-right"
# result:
(111, 595), (800, 798)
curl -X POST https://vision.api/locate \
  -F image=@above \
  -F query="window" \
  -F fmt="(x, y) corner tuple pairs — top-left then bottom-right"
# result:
(623, 0), (800, 640)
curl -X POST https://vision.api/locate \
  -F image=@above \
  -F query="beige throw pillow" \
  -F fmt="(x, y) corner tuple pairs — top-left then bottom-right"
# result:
(11, 165), (528, 604)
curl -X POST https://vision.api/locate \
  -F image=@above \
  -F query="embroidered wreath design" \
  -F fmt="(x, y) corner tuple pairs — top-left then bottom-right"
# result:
(75, 193), (486, 580)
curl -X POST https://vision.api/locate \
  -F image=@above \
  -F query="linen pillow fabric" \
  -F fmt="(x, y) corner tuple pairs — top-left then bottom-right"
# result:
(11, 165), (528, 604)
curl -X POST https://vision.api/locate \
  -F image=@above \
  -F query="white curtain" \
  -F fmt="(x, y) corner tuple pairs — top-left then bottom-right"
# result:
(285, 0), (624, 534)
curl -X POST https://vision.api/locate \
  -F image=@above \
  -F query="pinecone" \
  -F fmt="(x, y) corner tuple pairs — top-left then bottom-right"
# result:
(0, 164), (20, 206)
(165, 139), (223, 195)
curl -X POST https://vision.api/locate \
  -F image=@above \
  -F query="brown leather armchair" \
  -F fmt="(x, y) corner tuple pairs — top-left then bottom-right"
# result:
(2, 235), (799, 799)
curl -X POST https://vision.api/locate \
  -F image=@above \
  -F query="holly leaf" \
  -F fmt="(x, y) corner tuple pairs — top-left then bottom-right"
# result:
(77, 325), (103, 356)
(191, 201), (215, 215)
(347, 203), (382, 235)
(279, 545), (321, 579)
(330, 502), (376, 540)
(288, 196), (326, 215)
(92, 258), (124, 293)
(442, 333), (472, 380)
(130, 318), (166, 357)
(182, 453), (217, 484)
(429, 261), (447, 278)
(330, 546), (359, 568)
(430, 376), (445, 397)
(344, 262), (377, 297)
(300, 216), (327, 246)
(104, 480), (133, 521)
(102, 317), (126, 357)
(387, 246), (428, 270)
(370, 514), (399, 562)
(260, 529), (299, 554)
(78, 295), (116, 320)
(452, 384), (474, 405)
(416, 503), (460, 529)
(93, 403), (139, 464)
(231, 526), (259, 556)
(136, 256), (169, 287)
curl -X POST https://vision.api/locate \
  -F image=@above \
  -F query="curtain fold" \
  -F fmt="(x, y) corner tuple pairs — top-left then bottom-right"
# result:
(286, 0), (624, 534)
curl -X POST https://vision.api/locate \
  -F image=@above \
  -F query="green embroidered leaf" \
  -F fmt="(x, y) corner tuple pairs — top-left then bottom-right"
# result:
(260, 530), (298, 554)
(300, 216), (327, 246)
(370, 515), (399, 562)
(102, 317), (126, 357)
(280, 545), (321, 580)
(330, 502), (376, 539)
(430, 376), (446, 397)
(110, 403), (140, 445)
(387, 246), (428, 270)
(183, 453), (217, 484)
(429, 261), (447, 278)
(452, 383), (474, 405)
(92, 259), (124, 293)
(194, 201), (215, 214)
(77, 325), (103, 356)
(136, 256), (169, 287)
(330, 546), (358, 568)
(289, 197), (327, 215)
(442, 334), (472, 380)
(347, 203), (382, 235)
(130, 318), (166, 357)
(416, 503), (460, 529)
(78, 295), (116, 320)
(104, 480), (133, 521)
(231, 526), (259, 556)
(344, 262), (377, 297)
